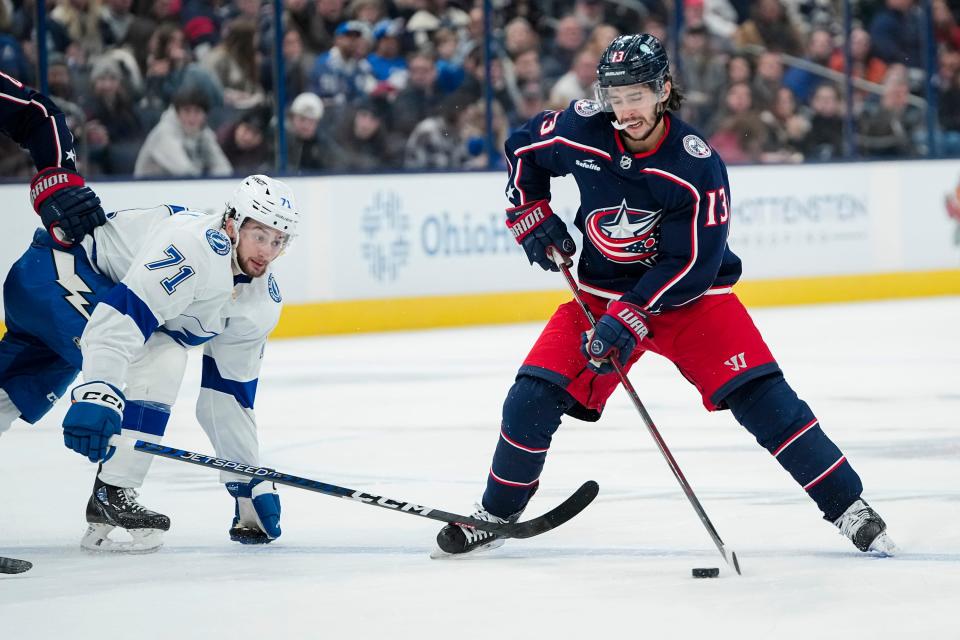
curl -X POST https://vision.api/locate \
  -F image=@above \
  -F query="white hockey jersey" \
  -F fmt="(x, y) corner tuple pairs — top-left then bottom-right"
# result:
(78, 205), (282, 480)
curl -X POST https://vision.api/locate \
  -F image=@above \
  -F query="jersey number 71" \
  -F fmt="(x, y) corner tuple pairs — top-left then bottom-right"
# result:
(144, 245), (195, 294)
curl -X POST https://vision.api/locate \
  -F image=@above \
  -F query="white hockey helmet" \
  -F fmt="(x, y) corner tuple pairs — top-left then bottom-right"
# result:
(225, 175), (300, 247)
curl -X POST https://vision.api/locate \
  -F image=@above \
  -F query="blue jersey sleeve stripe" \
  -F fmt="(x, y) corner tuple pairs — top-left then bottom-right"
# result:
(200, 355), (258, 409)
(102, 283), (160, 341)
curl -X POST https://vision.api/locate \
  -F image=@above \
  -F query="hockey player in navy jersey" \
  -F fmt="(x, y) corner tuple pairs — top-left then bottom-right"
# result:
(0, 71), (106, 244)
(434, 34), (896, 558)
(0, 175), (297, 552)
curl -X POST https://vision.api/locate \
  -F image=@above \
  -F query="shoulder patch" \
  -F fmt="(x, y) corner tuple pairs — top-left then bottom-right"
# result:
(267, 273), (282, 303)
(205, 228), (231, 256)
(574, 99), (603, 118)
(682, 135), (712, 159)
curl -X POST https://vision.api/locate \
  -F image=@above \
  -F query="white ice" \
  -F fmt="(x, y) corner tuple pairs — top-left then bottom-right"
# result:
(2, 297), (959, 639)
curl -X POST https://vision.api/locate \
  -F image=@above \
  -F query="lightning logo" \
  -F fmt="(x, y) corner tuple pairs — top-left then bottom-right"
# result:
(52, 251), (95, 320)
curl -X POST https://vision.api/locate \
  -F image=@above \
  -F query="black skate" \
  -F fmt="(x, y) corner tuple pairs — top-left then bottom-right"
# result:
(430, 504), (518, 559)
(81, 475), (170, 553)
(833, 498), (897, 555)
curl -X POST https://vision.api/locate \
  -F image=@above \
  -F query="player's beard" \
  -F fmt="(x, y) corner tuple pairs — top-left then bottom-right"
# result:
(239, 254), (268, 278)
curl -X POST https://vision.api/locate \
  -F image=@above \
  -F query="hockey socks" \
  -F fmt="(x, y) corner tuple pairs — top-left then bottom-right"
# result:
(483, 376), (574, 518)
(725, 373), (863, 521)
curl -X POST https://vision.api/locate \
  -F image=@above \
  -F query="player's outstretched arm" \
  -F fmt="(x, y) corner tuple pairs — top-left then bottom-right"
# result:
(0, 71), (106, 245)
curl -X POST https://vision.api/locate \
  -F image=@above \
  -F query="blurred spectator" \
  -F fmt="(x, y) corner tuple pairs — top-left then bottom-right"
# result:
(0, 134), (34, 177)
(869, 0), (924, 68)
(512, 49), (542, 87)
(283, 0), (339, 54)
(725, 53), (754, 87)
(0, 21), (31, 81)
(933, 0), (960, 50)
(706, 80), (756, 136)
(733, 0), (803, 57)
(51, 0), (106, 57)
(542, 15), (585, 85)
(801, 82), (845, 160)
(504, 17), (539, 58)
(460, 98), (508, 170)
(783, 28), (835, 104)
(310, 20), (377, 104)
(347, 0), (386, 26)
(139, 24), (222, 130)
(285, 91), (345, 173)
(702, 0), (743, 40)
(857, 65), (923, 157)
(676, 23), (726, 125)
(218, 107), (272, 174)
(179, 0), (219, 57)
(572, 0), (606, 32)
(336, 96), (402, 170)
(828, 27), (887, 89)
(584, 24), (621, 57)
(548, 47), (599, 107)
(134, 86), (232, 177)
(708, 112), (769, 164)
(513, 81), (547, 128)
(98, 0), (154, 69)
(84, 56), (145, 175)
(272, 27), (316, 107)
(404, 90), (473, 170)
(367, 18), (406, 83)
(405, 0), (469, 50)
(433, 27), (465, 94)
(759, 86), (807, 162)
(752, 50), (785, 112)
(457, 47), (519, 122)
(939, 46), (960, 153)
(203, 17), (266, 111)
(392, 50), (443, 138)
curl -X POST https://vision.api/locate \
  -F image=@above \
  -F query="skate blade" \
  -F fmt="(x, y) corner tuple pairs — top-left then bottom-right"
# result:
(429, 538), (506, 560)
(81, 523), (165, 554)
(868, 532), (898, 556)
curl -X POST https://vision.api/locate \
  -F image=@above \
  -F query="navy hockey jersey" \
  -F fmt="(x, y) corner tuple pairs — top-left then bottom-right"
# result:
(505, 100), (742, 313)
(0, 71), (78, 172)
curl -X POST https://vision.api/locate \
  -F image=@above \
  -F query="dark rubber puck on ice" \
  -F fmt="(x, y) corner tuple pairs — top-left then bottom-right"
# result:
(692, 567), (720, 578)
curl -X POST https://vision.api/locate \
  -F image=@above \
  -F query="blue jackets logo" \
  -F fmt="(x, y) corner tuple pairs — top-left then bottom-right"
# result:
(206, 229), (231, 256)
(267, 273), (281, 302)
(585, 199), (661, 265)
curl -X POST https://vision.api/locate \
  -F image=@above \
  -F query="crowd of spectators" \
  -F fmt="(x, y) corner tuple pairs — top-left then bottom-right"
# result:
(1, 0), (959, 179)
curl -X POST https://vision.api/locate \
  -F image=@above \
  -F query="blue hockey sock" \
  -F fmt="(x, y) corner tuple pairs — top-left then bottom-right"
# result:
(122, 400), (171, 438)
(482, 376), (575, 518)
(724, 374), (862, 521)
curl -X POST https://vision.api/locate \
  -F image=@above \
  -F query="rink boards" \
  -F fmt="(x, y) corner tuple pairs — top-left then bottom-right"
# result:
(1, 159), (958, 336)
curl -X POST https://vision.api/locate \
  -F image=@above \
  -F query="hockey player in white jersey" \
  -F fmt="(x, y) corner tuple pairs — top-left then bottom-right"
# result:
(0, 175), (298, 552)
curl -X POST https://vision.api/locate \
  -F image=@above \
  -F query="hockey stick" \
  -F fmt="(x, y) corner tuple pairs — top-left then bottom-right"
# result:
(553, 254), (742, 575)
(0, 556), (32, 574)
(116, 438), (598, 540)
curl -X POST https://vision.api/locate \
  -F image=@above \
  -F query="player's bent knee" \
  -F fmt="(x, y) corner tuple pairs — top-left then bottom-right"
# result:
(501, 376), (574, 445)
(724, 373), (816, 452)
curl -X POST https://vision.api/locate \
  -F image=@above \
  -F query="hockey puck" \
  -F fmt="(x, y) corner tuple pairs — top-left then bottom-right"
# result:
(691, 567), (720, 578)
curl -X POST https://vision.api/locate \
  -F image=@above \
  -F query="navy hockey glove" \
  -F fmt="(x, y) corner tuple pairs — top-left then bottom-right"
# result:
(31, 167), (107, 247)
(226, 479), (281, 544)
(581, 301), (650, 374)
(62, 381), (124, 463)
(506, 199), (576, 272)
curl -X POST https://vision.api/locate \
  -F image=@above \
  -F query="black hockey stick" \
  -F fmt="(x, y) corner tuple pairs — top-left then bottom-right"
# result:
(0, 556), (32, 574)
(120, 439), (598, 540)
(553, 254), (741, 575)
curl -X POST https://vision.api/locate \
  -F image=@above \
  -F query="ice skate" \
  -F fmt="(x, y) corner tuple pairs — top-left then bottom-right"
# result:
(81, 475), (170, 553)
(834, 498), (897, 555)
(430, 504), (517, 559)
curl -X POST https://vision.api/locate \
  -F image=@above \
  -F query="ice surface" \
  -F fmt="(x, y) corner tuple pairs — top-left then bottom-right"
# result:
(2, 297), (958, 638)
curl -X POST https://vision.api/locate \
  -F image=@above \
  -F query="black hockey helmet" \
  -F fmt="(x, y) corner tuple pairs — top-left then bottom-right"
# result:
(597, 34), (669, 88)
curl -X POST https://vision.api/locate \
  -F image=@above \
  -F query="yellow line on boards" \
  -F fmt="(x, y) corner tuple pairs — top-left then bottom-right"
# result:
(1, 270), (957, 339)
(271, 269), (960, 338)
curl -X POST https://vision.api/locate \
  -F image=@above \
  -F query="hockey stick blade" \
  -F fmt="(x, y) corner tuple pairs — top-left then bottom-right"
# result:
(123, 439), (598, 541)
(0, 556), (33, 574)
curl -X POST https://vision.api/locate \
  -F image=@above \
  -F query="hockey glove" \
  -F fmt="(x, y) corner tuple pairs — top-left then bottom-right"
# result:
(31, 167), (107, 247)
(580, 301), (650, 375)
(62, 381), (124, 463)
(226, 479), (282, 544)
(506, 199), (576, 272)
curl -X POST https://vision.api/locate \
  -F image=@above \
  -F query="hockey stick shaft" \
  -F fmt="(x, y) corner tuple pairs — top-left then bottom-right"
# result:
(114, 438), (598, 540)
(554, 258), (741, 574)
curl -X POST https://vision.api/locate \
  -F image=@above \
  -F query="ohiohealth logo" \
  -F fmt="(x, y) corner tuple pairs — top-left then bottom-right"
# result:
(360, 191), (411, 282)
